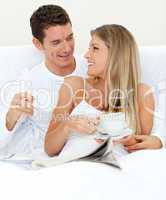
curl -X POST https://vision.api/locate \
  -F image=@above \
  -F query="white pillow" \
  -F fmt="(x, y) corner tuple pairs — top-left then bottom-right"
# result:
(0, 45), (43, 84)
(140, 46), (166, 87)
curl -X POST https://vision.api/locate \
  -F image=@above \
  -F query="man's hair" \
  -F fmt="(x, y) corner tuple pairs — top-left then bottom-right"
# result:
(30, 4), (71, 43)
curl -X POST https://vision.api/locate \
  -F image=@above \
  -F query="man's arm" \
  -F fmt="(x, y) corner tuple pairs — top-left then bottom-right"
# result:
(150, 107), (166, 148)
(6, 92), (34, 131)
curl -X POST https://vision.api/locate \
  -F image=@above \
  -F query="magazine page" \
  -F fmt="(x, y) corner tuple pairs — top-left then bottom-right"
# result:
(31, 135), (128, 170)
(31, 135), (110, 169)
(78, 138), (122, 169)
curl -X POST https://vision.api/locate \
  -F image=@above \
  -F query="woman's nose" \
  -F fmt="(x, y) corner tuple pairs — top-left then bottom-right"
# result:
(84, 49), (90, 59)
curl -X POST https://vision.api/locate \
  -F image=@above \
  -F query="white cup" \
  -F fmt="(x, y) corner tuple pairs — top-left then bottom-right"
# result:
(97, 113), (132, 138)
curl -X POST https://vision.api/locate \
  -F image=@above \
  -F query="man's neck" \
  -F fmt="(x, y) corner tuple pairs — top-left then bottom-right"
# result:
(45, 58), (76, 77)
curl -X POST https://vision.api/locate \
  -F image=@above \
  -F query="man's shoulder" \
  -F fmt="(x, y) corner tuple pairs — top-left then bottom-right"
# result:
(27, 62), (44, 73)
(20, 62), (45, 79)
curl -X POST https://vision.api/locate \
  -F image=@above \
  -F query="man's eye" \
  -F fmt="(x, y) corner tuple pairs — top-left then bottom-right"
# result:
(52, 41), (60, 46)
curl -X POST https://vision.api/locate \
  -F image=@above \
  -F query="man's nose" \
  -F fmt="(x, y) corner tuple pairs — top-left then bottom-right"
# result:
(62, 41), (71, 52)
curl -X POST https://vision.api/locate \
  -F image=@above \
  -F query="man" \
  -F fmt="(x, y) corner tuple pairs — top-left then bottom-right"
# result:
(0, 5), (87, 159)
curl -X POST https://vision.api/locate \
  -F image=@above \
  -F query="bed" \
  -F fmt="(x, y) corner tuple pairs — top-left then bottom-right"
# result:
(0, 45), (166, 200)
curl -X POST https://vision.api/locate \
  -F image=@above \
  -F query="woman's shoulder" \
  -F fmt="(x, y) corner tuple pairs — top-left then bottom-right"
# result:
(64, 75), (84, 84)
(63, 76), (84, 93)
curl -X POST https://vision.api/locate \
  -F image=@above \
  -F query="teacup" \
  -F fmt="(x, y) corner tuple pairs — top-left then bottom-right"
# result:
(97, 112), (132, 138)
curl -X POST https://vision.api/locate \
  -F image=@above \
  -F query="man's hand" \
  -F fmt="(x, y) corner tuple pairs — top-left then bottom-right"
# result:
(113, 135), (162, 153)
(6, 92), (34, 131)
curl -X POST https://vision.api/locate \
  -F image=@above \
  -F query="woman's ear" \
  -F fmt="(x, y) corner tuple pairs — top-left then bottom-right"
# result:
(32, 37), (43, 50)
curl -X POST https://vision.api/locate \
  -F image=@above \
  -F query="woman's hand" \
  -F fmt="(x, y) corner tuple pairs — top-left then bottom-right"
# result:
(65, 115), (100, 135)
(45, 115), (100, 156)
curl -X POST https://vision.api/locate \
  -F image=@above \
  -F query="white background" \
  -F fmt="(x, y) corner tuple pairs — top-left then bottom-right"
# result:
(0, 0), (165, 54)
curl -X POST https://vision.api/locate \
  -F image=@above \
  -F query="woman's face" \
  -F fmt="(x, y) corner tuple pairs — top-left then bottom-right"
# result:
(84, 34), (108, 78)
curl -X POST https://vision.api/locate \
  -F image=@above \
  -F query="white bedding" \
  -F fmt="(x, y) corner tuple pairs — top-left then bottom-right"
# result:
(0, 149), (166, 200)
(0, 46), (166, 200)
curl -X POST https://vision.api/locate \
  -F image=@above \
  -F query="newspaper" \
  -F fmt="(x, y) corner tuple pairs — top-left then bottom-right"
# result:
(31, 134), (128, 170)
(0, 132), (128, 170)
(78, 136), (121, 169)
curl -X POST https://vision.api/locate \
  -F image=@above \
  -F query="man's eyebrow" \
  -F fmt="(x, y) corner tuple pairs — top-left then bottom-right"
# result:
(50, 33), (73, 43)
(66, 33), (74, 38)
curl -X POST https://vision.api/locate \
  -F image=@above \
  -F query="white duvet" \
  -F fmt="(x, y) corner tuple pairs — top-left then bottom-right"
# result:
(0, 149), (166, 200)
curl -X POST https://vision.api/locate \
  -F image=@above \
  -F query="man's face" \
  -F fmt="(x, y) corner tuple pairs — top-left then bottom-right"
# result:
(40, 23), (75, 68)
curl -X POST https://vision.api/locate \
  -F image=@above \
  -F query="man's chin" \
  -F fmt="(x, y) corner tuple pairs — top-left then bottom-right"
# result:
(57, 61), (73, 68)
(58, 57), (74, 67)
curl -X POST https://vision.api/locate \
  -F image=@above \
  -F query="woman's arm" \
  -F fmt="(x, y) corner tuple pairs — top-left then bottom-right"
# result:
(44, 78), (75, 156)
(44, 77), (98, 156)
(138, 83), (155, 135)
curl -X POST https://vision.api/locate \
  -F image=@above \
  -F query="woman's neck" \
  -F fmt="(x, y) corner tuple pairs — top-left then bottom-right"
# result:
(86, 77), (108, 111)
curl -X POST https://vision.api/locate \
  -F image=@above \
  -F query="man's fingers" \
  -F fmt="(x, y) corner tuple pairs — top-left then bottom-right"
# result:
(12, 101), (34, 109)
(126, 142), (147, 151)
(115, 135), (149, 147)
(17, 106), (34, 116)
(113, 135), (130, 143)
(113, 135), (135, 146)
(16, 92), (33, 102)
(11, 94), (34, 109)
(134, 135), (148, 142)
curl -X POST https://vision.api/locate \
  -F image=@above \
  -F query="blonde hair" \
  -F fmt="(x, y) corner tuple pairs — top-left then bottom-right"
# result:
(91, 24), (141, 134)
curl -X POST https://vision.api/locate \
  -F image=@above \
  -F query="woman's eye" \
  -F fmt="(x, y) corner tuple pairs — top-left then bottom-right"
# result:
(93, 46), (99, 50)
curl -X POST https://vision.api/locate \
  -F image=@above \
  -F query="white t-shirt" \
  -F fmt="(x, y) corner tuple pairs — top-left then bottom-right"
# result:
(0, 55), (88, 159)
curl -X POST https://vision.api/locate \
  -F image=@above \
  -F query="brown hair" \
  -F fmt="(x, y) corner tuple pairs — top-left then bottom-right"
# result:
(30, 4), (71, 43)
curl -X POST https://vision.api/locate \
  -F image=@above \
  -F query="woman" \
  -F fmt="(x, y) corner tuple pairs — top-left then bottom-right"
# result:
(44, 24), (161, 157)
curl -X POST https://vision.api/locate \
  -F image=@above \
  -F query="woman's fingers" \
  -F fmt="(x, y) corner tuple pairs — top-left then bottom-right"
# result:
(95, 139), (105, 144)
(69, 115), (99, 134)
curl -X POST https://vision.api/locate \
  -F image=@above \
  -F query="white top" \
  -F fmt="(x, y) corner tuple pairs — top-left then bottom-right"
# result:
(60, 78), (166, 159)
(0, 55), (88, 159)
(60, 79), (133, 158)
